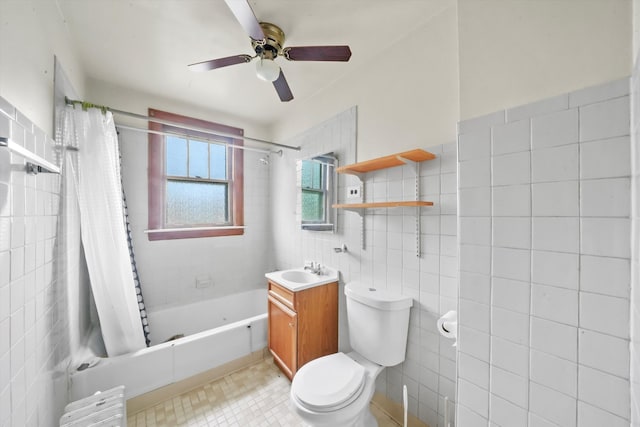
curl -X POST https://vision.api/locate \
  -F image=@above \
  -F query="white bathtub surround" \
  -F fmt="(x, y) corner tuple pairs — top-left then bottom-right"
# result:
(69, 289), (267, 401)
(117, 129), (272, 312)
(0, 96), (74, 425)
(271, 106), (458, 427)
(457, 78), (632, 426)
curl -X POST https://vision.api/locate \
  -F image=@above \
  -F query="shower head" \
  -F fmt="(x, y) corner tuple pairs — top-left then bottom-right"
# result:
(259, 150), (282, 165)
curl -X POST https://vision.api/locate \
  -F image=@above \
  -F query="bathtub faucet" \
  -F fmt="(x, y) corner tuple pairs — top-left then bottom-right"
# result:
(304, 261), (323, 275)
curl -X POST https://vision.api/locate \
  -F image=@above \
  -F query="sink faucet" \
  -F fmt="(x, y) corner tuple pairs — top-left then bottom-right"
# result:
(304, 261), (322, 275)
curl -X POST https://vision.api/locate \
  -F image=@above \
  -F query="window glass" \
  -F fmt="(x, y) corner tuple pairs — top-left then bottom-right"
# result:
(301, 159), (326, 222)
(301, 160), (322, 189)
(302, 190), (324, 221)
(188, 139), (209, 178)
(166, 180), (228, 225)
(209, 143), (227, 180)
(166, 136), (187, 177)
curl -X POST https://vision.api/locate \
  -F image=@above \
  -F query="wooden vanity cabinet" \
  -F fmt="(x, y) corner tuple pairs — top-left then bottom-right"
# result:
(267, 280), (338, 380)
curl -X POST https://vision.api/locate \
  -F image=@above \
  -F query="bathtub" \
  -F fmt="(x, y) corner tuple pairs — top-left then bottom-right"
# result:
(69, 289), (268, 401)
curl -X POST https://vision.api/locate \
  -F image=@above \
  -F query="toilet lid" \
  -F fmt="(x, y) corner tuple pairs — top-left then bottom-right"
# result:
(292, 353), (366, 412)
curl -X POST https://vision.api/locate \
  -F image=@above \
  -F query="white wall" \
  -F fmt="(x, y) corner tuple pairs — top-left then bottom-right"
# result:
(0, 99), (75, 425)
(270, 107), (460, 426)
(458, 0), (631, 121)
(0, 0), (86, 136)
(270, 107), (357, 273)
(86, 80), (274, 310)
(271, 3), (460, 162)
(456, 79), (632, 426)
(0, 1), (88, 425)
(85, 78), (270, 142)
(631, 12), (640, 425)
(270, 0), (632, 165)
(0, 1), (635, 424)
(635, 0), (640, 60)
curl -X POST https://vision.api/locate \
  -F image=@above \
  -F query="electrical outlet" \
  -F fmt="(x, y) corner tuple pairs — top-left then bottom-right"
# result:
(347, 186), (361, 199)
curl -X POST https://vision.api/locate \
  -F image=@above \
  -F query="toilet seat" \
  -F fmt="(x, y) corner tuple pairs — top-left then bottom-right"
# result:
(292, 353), (366, 412)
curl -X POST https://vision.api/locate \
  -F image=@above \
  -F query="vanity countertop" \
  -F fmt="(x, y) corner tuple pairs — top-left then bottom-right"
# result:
(265, 267), (339, 292)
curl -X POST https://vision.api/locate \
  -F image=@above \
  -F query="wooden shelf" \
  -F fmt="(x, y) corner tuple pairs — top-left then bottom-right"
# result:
(333, 147), (436, 256)
(333, 201), (433, 209)
(336, 149), (436, 175)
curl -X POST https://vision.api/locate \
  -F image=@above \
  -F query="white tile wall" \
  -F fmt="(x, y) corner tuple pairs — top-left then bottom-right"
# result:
(272, 110), (458, 426)
(457, 78), (632, 426)
(492, 119), (530, 155)
(0, 96), (69, 426)
(117, 124), (273, 310)
(530, 108), (579, 149)
(631, 49), (640, 427)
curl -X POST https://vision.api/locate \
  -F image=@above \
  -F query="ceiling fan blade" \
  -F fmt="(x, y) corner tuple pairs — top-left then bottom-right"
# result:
(273, 70), (293, 102)
(224, 0), (265, 42)
(284, 46), (352, 62)
(188, 55), (252, 72)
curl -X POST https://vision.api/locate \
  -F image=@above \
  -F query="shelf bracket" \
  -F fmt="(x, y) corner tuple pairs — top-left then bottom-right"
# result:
(360, 214), (365, 250)
(396, 156), (418, 174)
(397, 156), (421, 257)
(337, 207), (365, 249)
(360, 182), (366, 250)
(416, 160), (421, 257)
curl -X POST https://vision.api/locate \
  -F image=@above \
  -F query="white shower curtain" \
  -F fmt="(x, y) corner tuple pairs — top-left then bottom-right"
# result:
(61, 105), (146, 356)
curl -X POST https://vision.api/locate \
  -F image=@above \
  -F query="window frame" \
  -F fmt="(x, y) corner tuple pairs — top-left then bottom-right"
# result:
(300, 155), (335, 232)
(148, 108), (244, 240)
(301, 160), (328, 223)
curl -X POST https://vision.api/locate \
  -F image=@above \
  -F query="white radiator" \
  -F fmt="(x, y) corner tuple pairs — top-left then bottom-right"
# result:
(59, 386), (126, 427)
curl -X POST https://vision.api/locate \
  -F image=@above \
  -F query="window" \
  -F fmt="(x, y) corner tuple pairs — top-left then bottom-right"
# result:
(301, 160), (326, 221)
(300, 154), (335, 231)
(148, 109), (244, 240)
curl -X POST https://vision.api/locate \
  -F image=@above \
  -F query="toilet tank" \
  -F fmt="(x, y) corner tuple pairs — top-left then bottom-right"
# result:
(345, 283), (413, 366)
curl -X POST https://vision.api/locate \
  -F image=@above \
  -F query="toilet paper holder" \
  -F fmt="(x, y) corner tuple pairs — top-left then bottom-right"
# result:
(437, 310), (457, 347)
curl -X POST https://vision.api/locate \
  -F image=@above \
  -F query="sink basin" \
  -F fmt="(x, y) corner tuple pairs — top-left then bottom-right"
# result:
(280, 270), (318, 284)
(265, 267), (339, 291)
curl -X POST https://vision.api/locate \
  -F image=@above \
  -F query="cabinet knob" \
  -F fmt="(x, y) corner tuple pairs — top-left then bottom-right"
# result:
(289, 322), (295, 327)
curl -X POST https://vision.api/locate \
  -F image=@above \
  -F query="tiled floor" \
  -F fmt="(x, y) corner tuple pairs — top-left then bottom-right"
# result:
(127, 358), (400, 427)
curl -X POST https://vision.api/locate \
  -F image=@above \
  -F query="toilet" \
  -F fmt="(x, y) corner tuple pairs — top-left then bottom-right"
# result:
(290, 282), (413, 427)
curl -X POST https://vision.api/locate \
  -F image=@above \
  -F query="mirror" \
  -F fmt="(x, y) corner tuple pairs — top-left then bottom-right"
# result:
(299, 153), (337, 231)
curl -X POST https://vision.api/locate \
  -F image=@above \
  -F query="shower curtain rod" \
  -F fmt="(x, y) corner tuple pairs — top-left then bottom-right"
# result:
(118, 124), (282, 156)
(64, 97), (300, 152)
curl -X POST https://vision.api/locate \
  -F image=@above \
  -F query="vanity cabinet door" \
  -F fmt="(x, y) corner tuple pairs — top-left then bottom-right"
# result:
(268, 294), (298, 380)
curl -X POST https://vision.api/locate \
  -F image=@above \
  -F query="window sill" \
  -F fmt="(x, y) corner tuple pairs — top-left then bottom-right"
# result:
(145, 226), (244, 241)
(301, 224), (334, 232)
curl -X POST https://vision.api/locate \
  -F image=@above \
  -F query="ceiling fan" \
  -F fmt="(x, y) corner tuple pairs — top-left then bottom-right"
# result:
(188, 0), (352, 102)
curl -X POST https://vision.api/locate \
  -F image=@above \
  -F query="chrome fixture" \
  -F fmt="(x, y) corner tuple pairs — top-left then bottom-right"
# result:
(304, 261), (323, 275)
(259, 149), (283, 165)
(0, 136), (61, 175)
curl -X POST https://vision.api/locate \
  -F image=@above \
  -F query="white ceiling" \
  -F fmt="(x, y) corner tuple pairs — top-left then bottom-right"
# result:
(56, 0), (448, 127)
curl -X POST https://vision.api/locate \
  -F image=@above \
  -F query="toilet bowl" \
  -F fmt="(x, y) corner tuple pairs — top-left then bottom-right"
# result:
(290, 282), (413, 427)
(290, 352), (382, 427)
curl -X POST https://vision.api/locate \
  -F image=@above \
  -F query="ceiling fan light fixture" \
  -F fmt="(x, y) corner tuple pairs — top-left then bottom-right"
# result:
(255, 57), (280, 82)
